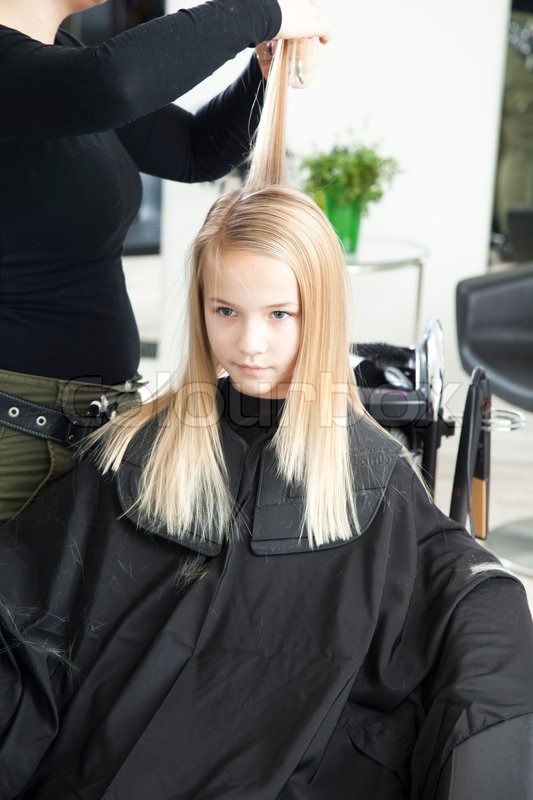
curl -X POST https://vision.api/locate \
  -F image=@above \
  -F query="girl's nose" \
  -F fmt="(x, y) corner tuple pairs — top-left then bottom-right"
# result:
(236, 320), (268, 355)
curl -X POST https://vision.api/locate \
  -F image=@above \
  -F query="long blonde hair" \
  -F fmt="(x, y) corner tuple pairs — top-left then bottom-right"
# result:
(95, 42), (366, 547)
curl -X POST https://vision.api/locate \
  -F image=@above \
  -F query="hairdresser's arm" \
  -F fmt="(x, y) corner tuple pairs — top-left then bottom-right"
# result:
(115, 0), (335, 184)
(117, 55), (265, 182)
(0, 0), (282, 139)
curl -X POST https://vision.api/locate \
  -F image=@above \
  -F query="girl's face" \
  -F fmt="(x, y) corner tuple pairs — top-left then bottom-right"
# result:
(203, 249), (301, 399)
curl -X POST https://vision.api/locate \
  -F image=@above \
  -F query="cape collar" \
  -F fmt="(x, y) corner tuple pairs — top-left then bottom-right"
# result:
(115, 415), (402, 557)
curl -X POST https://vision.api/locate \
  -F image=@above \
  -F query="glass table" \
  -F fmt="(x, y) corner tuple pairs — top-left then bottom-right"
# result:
(345, 238), (428, 341)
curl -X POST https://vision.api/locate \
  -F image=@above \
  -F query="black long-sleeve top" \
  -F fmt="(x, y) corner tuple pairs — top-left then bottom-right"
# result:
(0, 0), (282, 384)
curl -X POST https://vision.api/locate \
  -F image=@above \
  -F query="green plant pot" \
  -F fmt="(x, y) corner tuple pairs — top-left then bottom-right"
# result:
(324, 188), (362, 253)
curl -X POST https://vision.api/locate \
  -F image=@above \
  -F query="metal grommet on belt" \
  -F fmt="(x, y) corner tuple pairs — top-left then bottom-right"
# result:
(88, 400), (103, 416)
(8, 406), (20, 418)
(88, 395), (109, 418)
(36, 416), (47, 427)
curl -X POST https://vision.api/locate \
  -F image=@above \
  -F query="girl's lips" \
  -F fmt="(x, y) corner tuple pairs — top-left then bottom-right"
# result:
(237, 364), (268, 374)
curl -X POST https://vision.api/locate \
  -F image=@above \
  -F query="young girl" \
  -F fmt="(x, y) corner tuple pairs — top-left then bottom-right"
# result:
(0, 41), (532, 800)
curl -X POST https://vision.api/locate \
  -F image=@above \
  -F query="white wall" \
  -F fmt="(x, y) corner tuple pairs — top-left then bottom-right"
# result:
(152, 0), (532, 454)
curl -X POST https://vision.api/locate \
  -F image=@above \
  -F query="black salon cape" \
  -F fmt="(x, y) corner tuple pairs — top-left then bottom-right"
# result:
(0, 419), (532, 799)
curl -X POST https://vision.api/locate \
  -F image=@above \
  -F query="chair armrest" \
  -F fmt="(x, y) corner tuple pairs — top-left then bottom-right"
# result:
(435, 713), (533, 799)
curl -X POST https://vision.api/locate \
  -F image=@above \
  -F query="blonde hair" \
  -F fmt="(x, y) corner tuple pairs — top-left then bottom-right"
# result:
(94, 42), (367, 548)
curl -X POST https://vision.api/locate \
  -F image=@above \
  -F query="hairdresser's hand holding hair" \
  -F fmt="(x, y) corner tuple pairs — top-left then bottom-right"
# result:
(0, 19), (531, 800)
(256, 0), (329, 80)
(0, 0), (331, 526)
(275, 0), (330, 41)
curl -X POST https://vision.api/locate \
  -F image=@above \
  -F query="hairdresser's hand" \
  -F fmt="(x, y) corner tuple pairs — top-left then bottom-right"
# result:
(275, 0), (330, 43)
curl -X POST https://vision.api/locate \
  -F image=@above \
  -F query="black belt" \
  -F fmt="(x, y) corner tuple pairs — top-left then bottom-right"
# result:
(0, 389), (118, 446)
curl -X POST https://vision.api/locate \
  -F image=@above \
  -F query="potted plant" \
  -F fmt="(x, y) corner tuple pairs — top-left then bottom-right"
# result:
(300, 142), (399, 253)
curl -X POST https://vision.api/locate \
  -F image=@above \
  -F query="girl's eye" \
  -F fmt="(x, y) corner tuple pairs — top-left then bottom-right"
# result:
(216, 306), (235, 317)
(271, 310), (289, 320)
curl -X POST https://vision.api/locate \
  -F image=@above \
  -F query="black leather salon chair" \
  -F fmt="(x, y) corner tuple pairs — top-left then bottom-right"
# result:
(456, 264), (533, 574)
(456, 265), (533, 412)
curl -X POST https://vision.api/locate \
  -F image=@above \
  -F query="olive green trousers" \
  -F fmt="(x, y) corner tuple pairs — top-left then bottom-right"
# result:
(0, 369), (142, 525)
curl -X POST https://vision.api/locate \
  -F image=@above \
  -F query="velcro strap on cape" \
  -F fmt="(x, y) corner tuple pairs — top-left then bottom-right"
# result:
(251, 430), (402, 555)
